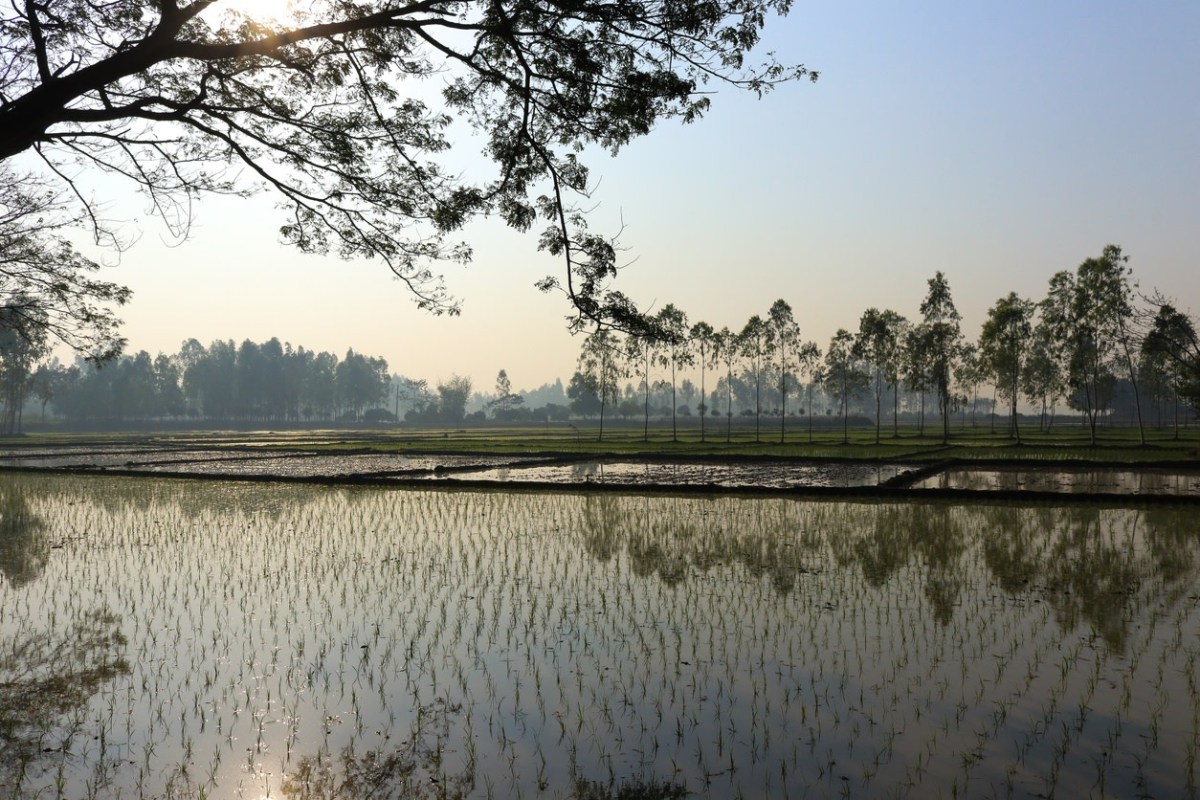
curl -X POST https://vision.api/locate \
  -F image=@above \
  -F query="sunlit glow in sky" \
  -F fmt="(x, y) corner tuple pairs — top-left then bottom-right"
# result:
(205, 0), (298, 25)
(63, 1), (1200, 393)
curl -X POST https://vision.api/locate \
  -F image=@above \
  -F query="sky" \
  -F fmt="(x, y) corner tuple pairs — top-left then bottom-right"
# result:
(59, 1), (1200, 394)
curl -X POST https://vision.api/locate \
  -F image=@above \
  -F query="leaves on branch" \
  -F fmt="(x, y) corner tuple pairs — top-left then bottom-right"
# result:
(1, 0), (816, 338)
(0, 167), (130, 360)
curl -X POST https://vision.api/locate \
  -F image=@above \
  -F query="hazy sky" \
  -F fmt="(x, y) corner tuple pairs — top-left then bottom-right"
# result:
(65, 1), (1200, 393)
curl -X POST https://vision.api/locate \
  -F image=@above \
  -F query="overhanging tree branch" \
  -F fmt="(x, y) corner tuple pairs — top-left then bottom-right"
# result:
(1, 0), (816, 347)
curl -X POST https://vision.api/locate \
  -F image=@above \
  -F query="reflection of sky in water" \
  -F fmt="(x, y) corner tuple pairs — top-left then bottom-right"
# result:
(913, 468), (1200, 496)
(4, 474), (1198, 799)
(0, 449), (550, 476)
(424, 460), (912, 488)
(4, 448), (1199, 497)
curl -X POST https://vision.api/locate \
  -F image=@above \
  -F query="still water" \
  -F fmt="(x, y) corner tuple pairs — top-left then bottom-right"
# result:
(1, 474), (1198, 799)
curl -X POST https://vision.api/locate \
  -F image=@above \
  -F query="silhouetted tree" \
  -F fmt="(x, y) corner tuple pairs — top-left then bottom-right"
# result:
(3, 1), (815, 335)
(740, 315), (768, 442)
(823, 328), (866, 443)
(919, 272), (963, 444)
(854, 308), (904, 444)
(1077, 245), (1145, 443)
(1041, 269), (1113, 444)
(487, 369), (525, 419)
(767, 299), (800, 443)
(902, 323), (932, 436)
(337, 350), (390, 419)
(1142, 302), (1200, 414)
(795, 340), (822, 443)
(0, 304), (48, 434)
(0, 169), (129, 361)
(577, 330), (624, 439)
(436, 375), (473, 424)
(713, 326), (740, 442)
(655, 305), (691, 442)
(689, 321), (716, 442)
(566, 370), (602, 417)
(979, 292), (1034, 441)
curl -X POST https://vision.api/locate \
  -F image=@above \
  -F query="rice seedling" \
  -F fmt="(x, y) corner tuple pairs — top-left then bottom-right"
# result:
(1, 475), (1198, 797)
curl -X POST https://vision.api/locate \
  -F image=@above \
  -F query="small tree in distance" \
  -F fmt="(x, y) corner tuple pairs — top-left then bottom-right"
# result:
(487, 369), (525, 419)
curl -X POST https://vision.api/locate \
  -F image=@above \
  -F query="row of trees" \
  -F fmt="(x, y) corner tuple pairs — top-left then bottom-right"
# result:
(3, 246), (1196, 437)
(0, 339), (568, 432)
(5, 339), (393, 431)
(569, 245), (1199, 443)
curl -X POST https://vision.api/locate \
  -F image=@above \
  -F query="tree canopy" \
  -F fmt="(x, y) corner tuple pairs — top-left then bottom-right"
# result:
(1, 0), (815, 347)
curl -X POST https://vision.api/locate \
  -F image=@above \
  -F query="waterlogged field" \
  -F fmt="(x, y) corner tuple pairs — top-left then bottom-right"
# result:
(1, 475), (1199, 799)
(912, 467), (1200, 496)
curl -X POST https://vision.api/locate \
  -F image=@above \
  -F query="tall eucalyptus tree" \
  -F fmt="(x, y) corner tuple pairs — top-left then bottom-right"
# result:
(854, 308), (905, 444)
(1077, 245), (1145, 443)
(655, 305), (691, 442)
(690, 321), (717, 443)
(578, 329), (624, 441)
(767, 299), (800, 443)
(919, 272), (963, 443)
(795, 340), (823, 443)
(823, 328), (863, 444)
(740, 315), (769, 443)
(714, 326), (740, 443)
(978, 293), (1035, 442)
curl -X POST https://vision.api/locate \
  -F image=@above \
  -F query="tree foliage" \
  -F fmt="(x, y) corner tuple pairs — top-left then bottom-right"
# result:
(0, 170), (130, 359)
(853, 307), (903, 443)
(1, 0), (815, 337)
(44, 337), (390, 422)
(822, 327), (864, 443)
(978, 292), (1033, 441)
(1142, 302), (1200, 412)
(918, 271), (962, 443)
(766, 298), (798, 442)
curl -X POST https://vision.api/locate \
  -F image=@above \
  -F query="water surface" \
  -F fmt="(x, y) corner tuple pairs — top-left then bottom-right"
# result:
(1, 475), (1197, 798)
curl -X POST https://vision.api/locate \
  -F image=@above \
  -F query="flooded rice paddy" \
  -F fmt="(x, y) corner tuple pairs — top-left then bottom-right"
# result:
(6, 446), (1200, 497)
(913, 467), (1200, 497)
(2, 473), (1198, 799)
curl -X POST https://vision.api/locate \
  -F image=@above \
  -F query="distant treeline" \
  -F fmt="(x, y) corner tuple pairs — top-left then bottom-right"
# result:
(14, 338), (392, 429)
(2, 336), (576, 433)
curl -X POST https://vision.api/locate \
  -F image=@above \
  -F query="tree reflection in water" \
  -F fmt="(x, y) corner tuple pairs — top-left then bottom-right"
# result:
(0, 481), (49, 587)
(2, 473), (1197, 798)
(0, 608), (129, 791)
(580, 493), (1198, 651)
(1, 480), (130, 792)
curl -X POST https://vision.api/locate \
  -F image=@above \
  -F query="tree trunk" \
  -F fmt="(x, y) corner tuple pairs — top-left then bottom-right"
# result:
(779, 350), (787, 445)
(892, 383), (899, 439)
(841, 378), (849, 444)
(726, 369), (733, 443)
(598, 391), (606, 441)
(1010, 375), (1020, 444)
(1120, 340), (1146, 445)
(670, 359), (678, 442)
(808, 385), (814, 444)
(874, 372), (882, 445)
